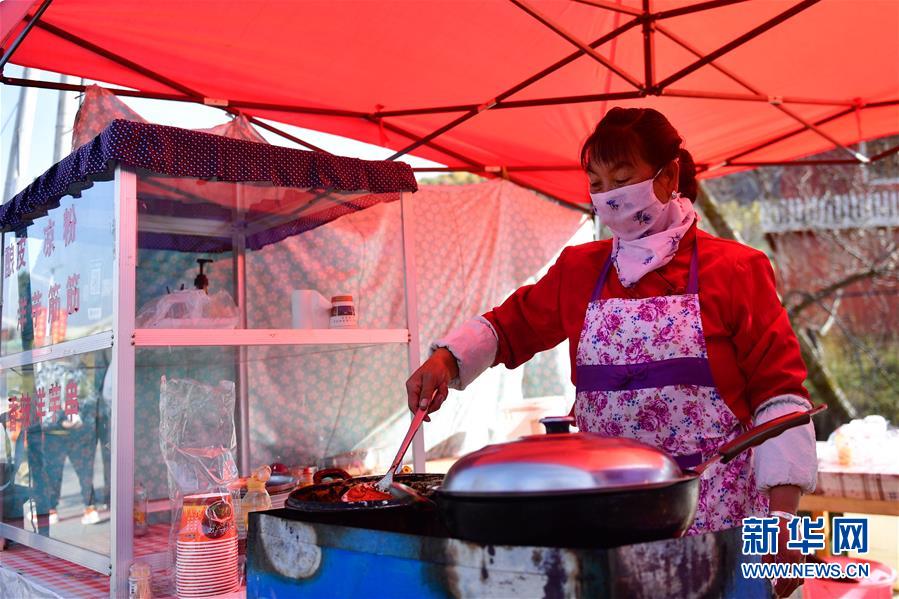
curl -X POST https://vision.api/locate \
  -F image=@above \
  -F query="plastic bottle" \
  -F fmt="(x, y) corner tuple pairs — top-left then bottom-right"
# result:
(298, 466), (317, 488)
(133, 481), (148, 537)
(240, 465), (272, 532)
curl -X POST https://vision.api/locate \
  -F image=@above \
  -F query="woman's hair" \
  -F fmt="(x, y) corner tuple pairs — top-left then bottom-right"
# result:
(580, 107), (698, 201)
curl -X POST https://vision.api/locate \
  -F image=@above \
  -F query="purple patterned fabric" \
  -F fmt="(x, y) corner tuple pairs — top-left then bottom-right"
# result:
(574, 250), (768, 534)
(0, 120), (418, 245)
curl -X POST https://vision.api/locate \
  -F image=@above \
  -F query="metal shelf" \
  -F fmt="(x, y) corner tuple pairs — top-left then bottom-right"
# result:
(132, 328), (410, 347)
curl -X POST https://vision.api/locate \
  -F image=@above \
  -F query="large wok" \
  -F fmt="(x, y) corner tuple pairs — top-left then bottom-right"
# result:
(430, 406), (825, 548)
(285, 406), (823, 548)
(284, 472), (445, 535)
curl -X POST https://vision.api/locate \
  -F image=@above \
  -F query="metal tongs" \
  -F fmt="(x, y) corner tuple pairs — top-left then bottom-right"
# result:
(375, 404), (429, 493)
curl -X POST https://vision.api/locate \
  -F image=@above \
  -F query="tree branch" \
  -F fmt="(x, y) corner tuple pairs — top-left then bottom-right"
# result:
(788, 257), (898, 318)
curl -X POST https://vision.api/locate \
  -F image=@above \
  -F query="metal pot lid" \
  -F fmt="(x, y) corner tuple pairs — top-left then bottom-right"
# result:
(441, 432), (682, 495)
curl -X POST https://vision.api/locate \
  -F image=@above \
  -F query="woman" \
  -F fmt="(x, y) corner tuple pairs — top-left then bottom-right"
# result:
(406, 108), (816, 597)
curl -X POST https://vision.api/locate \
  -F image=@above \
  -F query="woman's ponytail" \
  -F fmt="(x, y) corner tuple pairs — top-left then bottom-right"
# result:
(678, 148), (698, 202)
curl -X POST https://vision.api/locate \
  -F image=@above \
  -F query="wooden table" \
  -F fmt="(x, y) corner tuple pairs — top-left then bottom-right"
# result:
(799, 464), (899, 557)
(800, 494), (899, 517)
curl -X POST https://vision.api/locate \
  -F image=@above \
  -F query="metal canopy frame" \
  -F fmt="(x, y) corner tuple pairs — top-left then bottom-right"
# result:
(1, 0), (897, 208)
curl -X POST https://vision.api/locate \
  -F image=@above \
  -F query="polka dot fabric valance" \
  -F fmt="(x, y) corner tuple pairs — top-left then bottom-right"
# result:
(0, 119), (418, 233)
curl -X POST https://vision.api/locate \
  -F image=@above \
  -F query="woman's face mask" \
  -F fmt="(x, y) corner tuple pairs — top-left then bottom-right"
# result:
(589, 168), (668, 240)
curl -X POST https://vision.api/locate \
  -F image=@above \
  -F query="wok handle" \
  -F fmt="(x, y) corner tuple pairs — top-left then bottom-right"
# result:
(719, 404), (826, 464)
(695, 405), (827, 474)
(390, 482), (437, 509)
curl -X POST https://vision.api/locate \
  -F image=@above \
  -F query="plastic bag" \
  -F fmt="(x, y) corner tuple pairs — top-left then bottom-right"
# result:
(159, 377), (241, 594)
(826, 415), (899, 469)
(136, 290), (239, 329)
(159, 376), (238, 494)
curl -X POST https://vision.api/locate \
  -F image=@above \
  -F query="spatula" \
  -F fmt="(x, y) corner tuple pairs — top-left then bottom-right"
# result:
(375, 405), (429, 493)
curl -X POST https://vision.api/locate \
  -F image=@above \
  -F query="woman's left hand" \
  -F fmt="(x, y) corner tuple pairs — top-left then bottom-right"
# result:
(764, 516), (804, 598)
(766, 486), (805, 597)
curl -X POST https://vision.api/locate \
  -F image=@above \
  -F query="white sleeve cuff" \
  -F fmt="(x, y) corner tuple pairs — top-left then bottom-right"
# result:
(430, 316), (498, 391)
(752, 394), (818, 494)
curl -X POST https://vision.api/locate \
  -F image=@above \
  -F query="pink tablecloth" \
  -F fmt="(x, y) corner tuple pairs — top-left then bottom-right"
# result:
(0, 543), (108, 599)
(813, 461), (899, 501)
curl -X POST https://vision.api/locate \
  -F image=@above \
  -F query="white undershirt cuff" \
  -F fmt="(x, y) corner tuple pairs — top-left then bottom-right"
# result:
(752, 394), (818, 494)
(430, 316), (499, 390)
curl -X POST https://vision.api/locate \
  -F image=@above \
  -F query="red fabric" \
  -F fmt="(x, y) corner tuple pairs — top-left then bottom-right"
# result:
(483, 226), (810, 425)
(3, 1), (897, 206)
(0, 0), (39, 49)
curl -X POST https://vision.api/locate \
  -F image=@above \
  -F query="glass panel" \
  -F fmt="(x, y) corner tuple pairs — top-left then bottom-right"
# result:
(1, 349), (111, 556)
(132, 346), (239, 575)
(130, 343), (408, 569)
(1, 181), (116, 355)
(134, 175), (406, 330)
(244, 344), (409, 475)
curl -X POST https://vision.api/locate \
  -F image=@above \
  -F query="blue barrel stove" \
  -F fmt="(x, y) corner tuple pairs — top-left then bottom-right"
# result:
(246, 507), (769, 598)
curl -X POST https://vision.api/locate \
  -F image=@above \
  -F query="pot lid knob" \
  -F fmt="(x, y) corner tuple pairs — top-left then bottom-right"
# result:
(539, 416), (575, 434)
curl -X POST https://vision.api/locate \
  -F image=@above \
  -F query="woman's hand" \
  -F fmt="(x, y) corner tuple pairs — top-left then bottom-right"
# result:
(406, 348), (460, 421)
(764, 515), (805, 597)
(766, 485), (804, 598)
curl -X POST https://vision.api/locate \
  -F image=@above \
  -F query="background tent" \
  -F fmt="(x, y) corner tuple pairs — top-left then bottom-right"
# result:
(2, 0), (898, 206)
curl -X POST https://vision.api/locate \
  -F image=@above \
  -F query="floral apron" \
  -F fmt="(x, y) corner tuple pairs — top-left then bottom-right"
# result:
(573, 246), (767, 534)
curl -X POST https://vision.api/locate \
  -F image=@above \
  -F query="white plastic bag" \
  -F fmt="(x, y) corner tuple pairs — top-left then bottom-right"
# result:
(159, 377), (238, 494)
(136, 290), (239, 329)
(159, 377), (240, 593)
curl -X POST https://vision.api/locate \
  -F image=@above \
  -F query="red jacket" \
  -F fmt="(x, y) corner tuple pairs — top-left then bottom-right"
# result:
(482, 225), (809, 425)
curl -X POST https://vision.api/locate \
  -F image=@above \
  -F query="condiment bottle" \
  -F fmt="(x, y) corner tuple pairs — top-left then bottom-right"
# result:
(133, 480), (148, 537)
(128, 561), (152, 599)
(297, 466), (317, 488)
(329, 295), (357, 328)
(240, 465), (272, 532)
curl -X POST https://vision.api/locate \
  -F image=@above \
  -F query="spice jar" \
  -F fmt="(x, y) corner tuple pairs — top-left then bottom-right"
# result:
(128, 562), (152, 599)
(329, 295), (357, 328)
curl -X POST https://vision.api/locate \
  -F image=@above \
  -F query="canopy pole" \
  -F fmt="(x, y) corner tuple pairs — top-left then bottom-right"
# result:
(571, 0), (642, 16)
(29, 22), (331, 153)
(1, 74), (860, 114)
(652, 0), (821, 92)
(0, 73), (891, 185)
(369, 117), (485, 168)
(412, 166), (582, 173)
(508, 0), (643, 89)
(239, 113), (329, 153)
(34, 20), (202, 98)
(642, 0), (655, 90)
(871, 143), (899, 162)
(719, 105), (858, 165)
(652, 0), (751, 20)
(654, 24), (870, 164)
(658, 88), (852, 107)
(728, 159), (876, 167)
(0, 0), (54, 71)
(384, 17), (641, 159)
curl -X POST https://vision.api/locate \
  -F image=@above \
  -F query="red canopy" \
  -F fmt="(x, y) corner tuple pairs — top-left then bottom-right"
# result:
(2, 0), (898, 207)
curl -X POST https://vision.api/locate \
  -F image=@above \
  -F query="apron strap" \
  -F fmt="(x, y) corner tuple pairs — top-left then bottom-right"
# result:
(590, 253), (615, 303)
(686, 243), (700, 295)
(591, 240), (699, 302)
